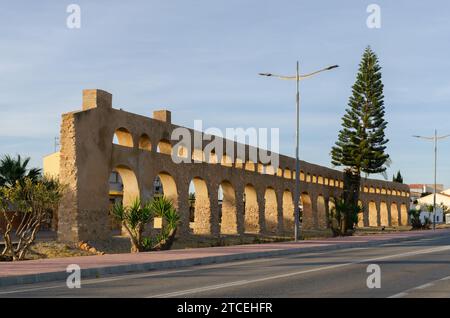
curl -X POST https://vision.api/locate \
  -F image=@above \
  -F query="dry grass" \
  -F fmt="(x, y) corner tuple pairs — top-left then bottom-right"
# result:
(26, 241), (96, 260)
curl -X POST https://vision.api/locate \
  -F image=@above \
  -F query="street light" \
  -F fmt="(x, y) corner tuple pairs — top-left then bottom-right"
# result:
(259, 62), (339, 241)
(413, 130), (450, 230)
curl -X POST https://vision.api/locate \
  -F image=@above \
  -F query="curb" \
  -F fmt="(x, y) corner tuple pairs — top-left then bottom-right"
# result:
(1, 231), (449, 288)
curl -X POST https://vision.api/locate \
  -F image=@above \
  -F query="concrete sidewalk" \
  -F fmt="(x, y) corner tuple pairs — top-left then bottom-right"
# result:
(1, 229), (449, 288)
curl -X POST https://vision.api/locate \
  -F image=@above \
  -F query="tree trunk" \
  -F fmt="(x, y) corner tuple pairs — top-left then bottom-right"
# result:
(343, 168), (361, 233)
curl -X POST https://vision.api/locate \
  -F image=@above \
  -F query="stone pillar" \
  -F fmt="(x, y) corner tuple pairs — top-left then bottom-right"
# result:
(235, 187), (245, 235)
(58, 89), (113, 243)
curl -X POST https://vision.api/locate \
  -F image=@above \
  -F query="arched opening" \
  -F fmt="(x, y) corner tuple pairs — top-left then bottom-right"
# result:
(277, 168), (283, 177)
(380, 202), (388, 226)
(266, 165), (275, 175)
(108, 165), (139, 233)
(113, 127), (133, 147)
(207, 151), (218, 164)
(369, 201), (378, 227)
(235, 157), (244, 169)
(152, 172), (178, 229)
(391, 203), (399, 226)
(175, 144), (189, 159)
(188, 177), (211, 234)
(400, 204), (408, 226)
(312, 175), (317, 183)
(316, 195), (327, 229)
(244, 184), (259, 233)
(157, 139), (172, 155)
(257, 163), (264, 174)
(369, 187), (375, 194)
(329, 179), (335, 187)
(282, 190), (294, 233)
(300, 171), (305, 181)
(138, 134), (151, 151)
(264, 187), (278, 234)
(357, 200), (364, 227)
(221, 154), (233, 167)
(317, 176), (324, 185)
(218, 181), (237, 234)
(284, 168), (292, 179)
(306, 173), (311, 182)
(245, 160), (255, 172)
(301, 192), (313, 230)
(192, 148), (204, 162)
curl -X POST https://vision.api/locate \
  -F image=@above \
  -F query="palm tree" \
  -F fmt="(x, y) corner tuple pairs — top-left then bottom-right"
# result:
(0, 155), (41, 187)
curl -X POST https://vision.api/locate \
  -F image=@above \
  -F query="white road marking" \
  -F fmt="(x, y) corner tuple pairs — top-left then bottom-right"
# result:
(148, 245), (450, 298)
(1, 237), (448, 296)
(0, 246), (371, 295)
(0, 257), (283, 295)
(388, 274), (450, 298)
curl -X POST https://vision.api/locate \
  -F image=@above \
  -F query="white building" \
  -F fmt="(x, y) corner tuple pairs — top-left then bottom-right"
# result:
(416, 192), (450, 224)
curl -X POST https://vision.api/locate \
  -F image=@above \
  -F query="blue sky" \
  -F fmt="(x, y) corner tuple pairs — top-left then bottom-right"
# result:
(1, 0), (450, 186)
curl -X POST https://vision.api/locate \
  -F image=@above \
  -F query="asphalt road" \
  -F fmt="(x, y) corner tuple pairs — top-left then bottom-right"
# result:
(1, 234), (450, 298)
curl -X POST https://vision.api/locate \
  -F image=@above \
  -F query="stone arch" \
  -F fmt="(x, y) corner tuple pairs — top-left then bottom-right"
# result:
(369, 186), (375, 194)
(284, 168), (292, 179)
(175, 144), (189, 159)
(265, 165), (275, 175)
(114, 165), (139, 206)
(152, 172), (178, 229)
(192, 148), (204, 162)
(277, 167), (283, 177)
(113, 127), (133, 147)
(244, 184), (259, 233)
(264, 187), (278, 234)
(189, 177), (211, 234)
(316, 195), (327, 229)
(282, 190), (294, 233)
(112, 165), (139, 234)
(235, 157), (244, 169)
(369, 201), (378, 227)
(380, 201), (389, 226)
(357, 200), (364, 227)
(306, 173), (311, 182)
(318, 176), (324, 185)
(245, 160), (255, 172)
(300, 171), (305, 181)
(301, 192), (313, 230)
(391, 202), (399, 226)
(219, 180), (237, 234)
(138, 133), (151, 151)
(157, 139), (172, 155)
(400, 203), (408, 226)
(221, 154), (233, 167)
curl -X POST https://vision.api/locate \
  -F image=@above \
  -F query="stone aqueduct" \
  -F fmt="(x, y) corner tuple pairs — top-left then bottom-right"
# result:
(57, 89), (410, 242)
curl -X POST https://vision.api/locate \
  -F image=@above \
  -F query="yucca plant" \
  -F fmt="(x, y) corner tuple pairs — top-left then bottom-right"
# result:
(112, 196), (180, 253)
(148, 196), (180, 251)
(112, 198), (154, 253)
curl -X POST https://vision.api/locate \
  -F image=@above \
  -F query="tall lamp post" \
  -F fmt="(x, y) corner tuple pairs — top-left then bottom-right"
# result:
(259, 62), (338, 241)
(413, 130), (450, 230)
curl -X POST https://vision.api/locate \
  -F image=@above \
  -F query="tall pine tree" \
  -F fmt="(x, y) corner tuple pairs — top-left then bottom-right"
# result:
(331, 46), (390, 231)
